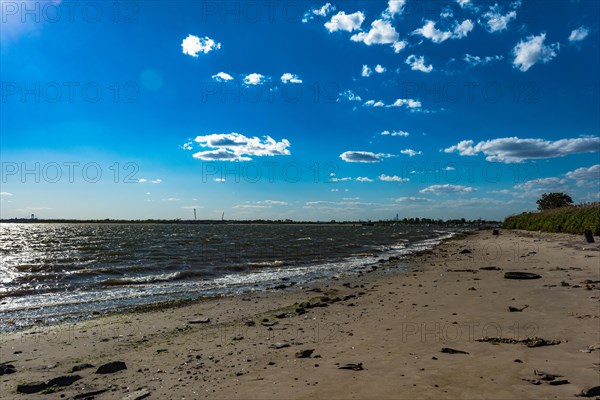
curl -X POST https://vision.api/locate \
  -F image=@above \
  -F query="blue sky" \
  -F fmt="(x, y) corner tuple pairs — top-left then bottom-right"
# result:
(1, 0), (599, 221)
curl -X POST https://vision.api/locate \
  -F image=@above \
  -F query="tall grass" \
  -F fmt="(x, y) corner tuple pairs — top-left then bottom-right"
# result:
(503, 203), (600, 235)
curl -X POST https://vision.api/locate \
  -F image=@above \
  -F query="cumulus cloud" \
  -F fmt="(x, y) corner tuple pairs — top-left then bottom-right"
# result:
(392, 40), (407, 53)
(444, 137), (600, 163)
(419, 184), (476, 194)
(244, 73), (266, 85)
(512, 33), (559, 72)
(412, 19), (473, 43)
(281, 73), (302, 84)
(190, 132), (291, 161)
(379, 174), (409, 182)
(375, 64), (386, 73)
(339, 151), (393, 163)
(212, 72), (233, 82)
(464, 54), (504, 67)
(406, 55), (433, 73)
(565, 164), (600, 187)
(400, 149), (422, 157)
(382, 130), (410, 137)
(303, 3), (335, 22)
(181, 34), (221, 57)
(568, 26), (589, 42)
(389, 98), (422, 108)
(481, 4), (516, 33)
(325, 11), (365, 32)
(456, 0), (471, 7)
(339, 89), (362, 101)
(356, 176), (374, 182)
(361, 65), (372, 77)
(384, 0), (406, 18)
(351, 19), (399, 45)
(363, 100), (385, 107)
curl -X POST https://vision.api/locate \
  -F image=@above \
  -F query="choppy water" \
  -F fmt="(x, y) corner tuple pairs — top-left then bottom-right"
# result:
(0, 223), (457, 330)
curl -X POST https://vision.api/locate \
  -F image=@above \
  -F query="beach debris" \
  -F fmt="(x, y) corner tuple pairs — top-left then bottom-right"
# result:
(295, 349), (315, 358)
(579, 344), (600, 353)
(0, 363), (16, 375)
(578, 386), (600, 397)
(480, 266), (502, 271)
(73, 389), (110, 399)
(71, 363), (95, 372)
(534, 370), (563, 380)
(16, 375), (81, 394)
(96, 361), (127, 374)
(338, 363), (364, 371)
(269, 342), (290, 349)
(477, 337), (561, 347)
(504, 272), (542, 280)
(440, 347), (469, 354)
(584, 230), (595, 243)
(16, 381), (48, 394)
(561, 281), (571, 286)
(508, 305), (529, 312)
(188, 317), (210, 324)
(121, 387), (151, 400)
(522, 370), (569, 386)
(447, 269), (478, 273)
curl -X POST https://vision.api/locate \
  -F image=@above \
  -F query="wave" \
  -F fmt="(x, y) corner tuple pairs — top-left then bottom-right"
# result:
(99, 270), (207, 286)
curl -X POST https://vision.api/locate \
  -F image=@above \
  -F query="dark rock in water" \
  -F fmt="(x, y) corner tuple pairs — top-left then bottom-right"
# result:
(504, 272), (542, 280)
(480, 266), (502, 271)
(71, 363), (95, 372)
(459, 249), (472, 254)
(338, 363), (363, 371)
(440, 347), (469, 354)
(579, 386), (600, 397)
(0, 364), (16, 375)
(47, 375), (81, 387)
(548, 379), (570, 386)
(96, 361), (127, 374)
(295, 349), (314, 358)
(122, 388), (151, 400)
(188, 317), (210, 324)
(16, 382), (48, 394)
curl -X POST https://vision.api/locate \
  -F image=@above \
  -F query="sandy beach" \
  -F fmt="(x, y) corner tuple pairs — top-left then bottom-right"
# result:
(1, 229), (599, 399)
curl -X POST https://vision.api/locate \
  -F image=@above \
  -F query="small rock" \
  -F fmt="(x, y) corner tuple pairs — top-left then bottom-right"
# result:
(16, 382), (48, 394)
(47, 375), (81, 388)
(295, 349), (314, 358)
(514, 359), (523, 363)
(338, 363), (363, 371)
(269, 343), (290, 349)
(121, 387), (151, 400)
(459, 249), (471, 254)
(96, 361), (127, 374)
(579, 386), (600, 397)
(71, 363), (94, 372)
(548, 379), (570, 386)
(188, 318), (210, 324)
(0, 364), (16, 375)
(441, 347), (469, 354)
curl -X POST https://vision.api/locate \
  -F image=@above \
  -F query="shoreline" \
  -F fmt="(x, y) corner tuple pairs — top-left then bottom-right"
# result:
(1, 229), (598, 399)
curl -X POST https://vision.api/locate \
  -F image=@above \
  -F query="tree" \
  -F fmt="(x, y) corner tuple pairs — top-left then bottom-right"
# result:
(536, 192), (574, 211)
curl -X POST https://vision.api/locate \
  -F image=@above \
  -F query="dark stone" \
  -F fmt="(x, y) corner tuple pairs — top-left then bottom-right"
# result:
(579, 386), (600, 397)
(514, 359), (523, 363)
(0, 364), (16, 375)
(584, 230), (595, 243)
(480, 266), (501, 271)
(338, 363), (363, 371)
(73, 389), (110, 399)
(71, 363), (95, 372)
(548, 379), (570, 386)
(441, 347), (469, 354)
(95, 361), (127, 374)
(295, 307), (306, 315)
(504, 272), (542, 280)
(459, 249), (472, 254)
(269, 343), (290, 349)
(47, 375), (81, 388)
(16, 382), (48, 394)
(295, 349), (314, 358)
(188, 317), (210, 324)
(492, 229), (499, 235)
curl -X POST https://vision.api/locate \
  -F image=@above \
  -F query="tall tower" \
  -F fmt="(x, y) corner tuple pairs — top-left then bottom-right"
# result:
(193, 208), (197, 220)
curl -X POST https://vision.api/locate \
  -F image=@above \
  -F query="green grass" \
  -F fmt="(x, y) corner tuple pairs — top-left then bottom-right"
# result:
(502, 204), (600, 235)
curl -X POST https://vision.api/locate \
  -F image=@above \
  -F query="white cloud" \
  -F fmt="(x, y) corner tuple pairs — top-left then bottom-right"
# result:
(339, 89), (362, 101)
(395, 196), (431, 202)
(406, 55), (433, 73)
(375, 64), (386, 73)
(212, 72), (233, 82)
(412, 19), (473, 43)
(138, 178), (162, 184)
(512, 33), (559, 72)
(392, 40), (407, 53)
(181, 34), (221, 57)
(361, 65), (372, 77)
(568, 26), (589, 42)
(214, 178), (226, 182)
(190, 132), (291, 161)
(420, 184), (476, 194)
(444, 137), (600, 163)
(379, 174), (409, 182)
(464, 54), (504, 67)
(258, 200), (289, 205)
(400, 149), (422, 157)
(181, 141), (194, 150)
(456, 0), (471, 7)
(330, 177), (352, 182)
(0, 192), (13, 196)
(163, 197), (181, 202)
(281, 73), (302, 84)
(565, 164), (600, 187)
(340, 151), (393, 163)
(513, 178), (568, 195)
(151, 179), (162, 184)
(356, 176), (374, 182)
(304, 2), (335, 22)
(382, 130), (410, 137)
(482, 5), (516, 33)
(363, 100), (385, 107)
(389, 98), (422, 108)
(244, 73), (265, 85)
(384, 0), (406, 18)
(351, 19), (399, 45)
(324, 11), (365, 32)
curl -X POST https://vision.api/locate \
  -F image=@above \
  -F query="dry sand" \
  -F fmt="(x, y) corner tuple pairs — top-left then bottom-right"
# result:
(1, 229), (599, 399)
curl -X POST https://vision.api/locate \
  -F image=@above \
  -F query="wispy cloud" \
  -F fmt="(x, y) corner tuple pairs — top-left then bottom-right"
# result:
(339, 151), (394, 163)
(512, 33), (559, 72)
(189, 133), (291, 161)
(419, 184), (477, 194)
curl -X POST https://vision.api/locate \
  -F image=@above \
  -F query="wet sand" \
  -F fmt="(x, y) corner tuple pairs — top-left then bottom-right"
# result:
(1, 229), (599, 399)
